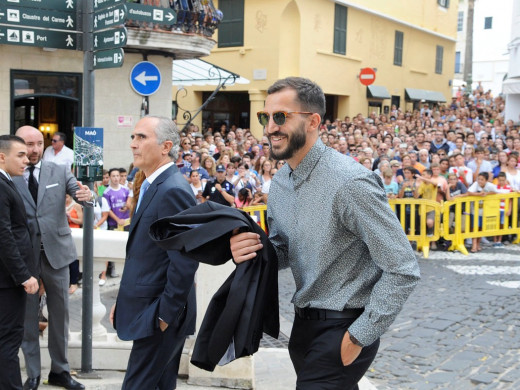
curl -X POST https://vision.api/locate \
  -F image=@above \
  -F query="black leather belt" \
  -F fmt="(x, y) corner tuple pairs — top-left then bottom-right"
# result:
(295, 307), (364, 320)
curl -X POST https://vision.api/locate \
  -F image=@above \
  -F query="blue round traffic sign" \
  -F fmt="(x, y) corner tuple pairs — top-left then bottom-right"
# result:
(130, 61), (162, 96)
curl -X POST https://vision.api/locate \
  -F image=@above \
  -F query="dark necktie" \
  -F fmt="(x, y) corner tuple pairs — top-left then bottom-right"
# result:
(28, 165), (38, 204)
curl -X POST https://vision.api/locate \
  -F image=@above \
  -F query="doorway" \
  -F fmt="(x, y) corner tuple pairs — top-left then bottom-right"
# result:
(11, 70), (82, 149)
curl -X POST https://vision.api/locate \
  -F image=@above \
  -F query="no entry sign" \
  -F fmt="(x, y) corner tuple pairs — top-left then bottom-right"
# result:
(359, 67), (376, 86)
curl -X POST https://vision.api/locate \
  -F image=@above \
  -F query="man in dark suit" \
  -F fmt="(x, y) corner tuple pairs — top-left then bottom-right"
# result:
(110, 116), (198, 390)
(0, 135), (39, 390)
(14, 126), (93, 390)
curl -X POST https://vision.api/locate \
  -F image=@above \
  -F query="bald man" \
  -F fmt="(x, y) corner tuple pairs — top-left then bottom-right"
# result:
(13, 126), (93, 390)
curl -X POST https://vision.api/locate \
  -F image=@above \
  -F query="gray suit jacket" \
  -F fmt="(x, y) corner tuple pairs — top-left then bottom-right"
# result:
(13, 161), (90, 270)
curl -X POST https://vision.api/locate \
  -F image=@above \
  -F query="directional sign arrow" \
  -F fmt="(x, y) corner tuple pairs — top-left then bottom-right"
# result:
(93, 47), (124, 69)
(0, 25), (80, 50)
(0, 0), (77, 12)
(0, 6), (78, 31)
(134, 71), (159, 86)
(93, 26), (127, 50)
(126, 3), (176, 25)
(94, 3), (127, 31)
(130, 61), (161, 96)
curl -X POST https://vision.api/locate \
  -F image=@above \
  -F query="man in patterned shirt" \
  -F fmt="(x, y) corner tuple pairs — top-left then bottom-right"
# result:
(230, 77), (420, 389)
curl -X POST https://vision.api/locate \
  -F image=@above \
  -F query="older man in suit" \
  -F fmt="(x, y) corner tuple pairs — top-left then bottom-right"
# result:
(0, 135), (39, 390)
(111, 116), (198, 389)
(13, 126), (93, 390)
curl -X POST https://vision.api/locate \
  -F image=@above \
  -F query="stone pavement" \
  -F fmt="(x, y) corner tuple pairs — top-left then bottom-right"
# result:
(31, 349), (376, 389)
(60, 242), (520, 389)
(363, 243), (520, 390)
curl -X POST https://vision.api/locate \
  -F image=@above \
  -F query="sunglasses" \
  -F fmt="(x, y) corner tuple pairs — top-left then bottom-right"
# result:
(257, 111), (313, 126)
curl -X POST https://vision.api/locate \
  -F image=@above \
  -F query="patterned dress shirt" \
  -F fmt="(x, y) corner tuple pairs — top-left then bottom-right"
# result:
(267, 139), (420, 346)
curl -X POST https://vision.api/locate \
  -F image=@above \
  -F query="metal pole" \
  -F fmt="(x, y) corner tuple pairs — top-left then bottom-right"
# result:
(81, 0), (95, 374)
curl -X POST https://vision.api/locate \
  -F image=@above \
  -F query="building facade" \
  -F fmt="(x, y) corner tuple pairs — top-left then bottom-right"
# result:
(455, 0), (513, 95)
(175, 0), (458, 139)
(1, 2), (216, 168)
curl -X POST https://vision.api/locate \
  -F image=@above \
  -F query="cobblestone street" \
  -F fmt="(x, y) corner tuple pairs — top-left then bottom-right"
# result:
(69, 244), (520, 389)
(277, 244), (520, 389)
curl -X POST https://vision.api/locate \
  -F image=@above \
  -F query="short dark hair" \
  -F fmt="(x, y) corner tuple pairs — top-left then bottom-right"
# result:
(267, 77), (326, 118)
(0, 134), (25, 153)
(478, 172), (489, 180)
(54, 132), (66, 142)
(119, 167), (127, 174)
(497, 172), (507, 179)
(108, 168), (120, 176)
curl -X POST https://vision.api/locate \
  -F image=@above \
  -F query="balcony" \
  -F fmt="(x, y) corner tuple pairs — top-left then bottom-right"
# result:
(125, 26), (216, 59)
(122, 2), (221, 59)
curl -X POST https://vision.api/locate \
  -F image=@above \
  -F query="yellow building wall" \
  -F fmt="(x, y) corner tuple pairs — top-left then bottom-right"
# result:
(176, 0), (457, 138)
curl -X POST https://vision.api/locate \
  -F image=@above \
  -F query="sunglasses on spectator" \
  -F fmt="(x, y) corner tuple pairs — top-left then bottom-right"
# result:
(257, 111), (314, 126)
(183, 142), (191, 145)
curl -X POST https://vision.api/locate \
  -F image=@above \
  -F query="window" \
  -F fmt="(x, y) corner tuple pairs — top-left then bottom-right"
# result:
(218, 0), (244, 48)
(457, 11), (464, 32)
(333, 4), (347, 55)
(455, 51), (461, 73)
(484, 17), (493, 29)
(394, 31), (403, 66)
(438, 0), (450, 7)
(435, 45), (444, 74)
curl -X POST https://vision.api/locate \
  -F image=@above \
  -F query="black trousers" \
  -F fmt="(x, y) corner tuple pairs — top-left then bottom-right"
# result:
(0, 287), (26, 390)
(289, 314), (379, 390)
(122, 324), (187, 390)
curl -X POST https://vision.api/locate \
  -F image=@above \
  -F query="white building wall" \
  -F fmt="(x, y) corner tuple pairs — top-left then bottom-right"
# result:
(504, 0), (520, 123)
(455, 0), (513, 95)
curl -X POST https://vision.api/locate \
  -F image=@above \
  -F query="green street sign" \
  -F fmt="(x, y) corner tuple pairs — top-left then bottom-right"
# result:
(0, 0), (77, 12)
(93, 26), (126, 50)
(93, 47), (124, 69)
(0, 6), (78, 31)
(94, 3), (126, 31)
(94, 0), (124, 11)
(126, 3), (176, 25)
(0, 26), (80, 50)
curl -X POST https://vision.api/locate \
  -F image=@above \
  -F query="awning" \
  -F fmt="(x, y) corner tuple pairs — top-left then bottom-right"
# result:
(172, 59), (250, 87)
(405, 88), (447, 103)
(503, 77), (520, 94)
(366, 85), (391, 99)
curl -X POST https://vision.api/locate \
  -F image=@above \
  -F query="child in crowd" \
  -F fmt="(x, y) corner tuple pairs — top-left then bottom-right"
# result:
(382, 168), (399, 198)
(494, 172), (513, 247)
(466, 172), (497, 252)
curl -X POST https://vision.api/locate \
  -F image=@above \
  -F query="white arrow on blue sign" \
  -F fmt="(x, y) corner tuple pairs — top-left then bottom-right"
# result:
(129, 61), (162, 96)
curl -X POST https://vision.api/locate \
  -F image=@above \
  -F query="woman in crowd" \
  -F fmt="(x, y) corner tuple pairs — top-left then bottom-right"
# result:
(259, 159), (274, 194)
(505, 154), (520, 190)
(464, 145), (475, 165)
(202, 155), (216, 180)
(232, 162), (257, 197)
(189, 170), (206, 204)
(180, 137), (192, 154)
(492, 151), (509, 180)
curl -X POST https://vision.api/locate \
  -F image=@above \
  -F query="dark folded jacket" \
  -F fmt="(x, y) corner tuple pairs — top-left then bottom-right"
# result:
(149, 201), (279, 371)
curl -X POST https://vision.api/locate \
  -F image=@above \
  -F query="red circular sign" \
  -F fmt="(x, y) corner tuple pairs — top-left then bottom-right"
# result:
(359, 67), (376, 86)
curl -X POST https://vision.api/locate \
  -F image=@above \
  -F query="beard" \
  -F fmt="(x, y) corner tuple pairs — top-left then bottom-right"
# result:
(269, 122), (307, 161)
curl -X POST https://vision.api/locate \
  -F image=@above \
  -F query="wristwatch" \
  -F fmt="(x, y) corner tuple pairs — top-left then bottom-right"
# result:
(349, 333), (363, 347)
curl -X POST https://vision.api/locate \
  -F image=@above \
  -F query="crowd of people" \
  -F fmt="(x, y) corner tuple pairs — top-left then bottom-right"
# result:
(172, 83), (519, 251)
(127, 0), (223, 36)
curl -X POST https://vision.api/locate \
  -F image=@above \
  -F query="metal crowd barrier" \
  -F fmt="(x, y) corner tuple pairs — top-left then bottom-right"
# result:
(242, 205), (268, 231)
(240, 193), (520, 258)
(388, 199), (442, 258)
(442, 193), (520, 255)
